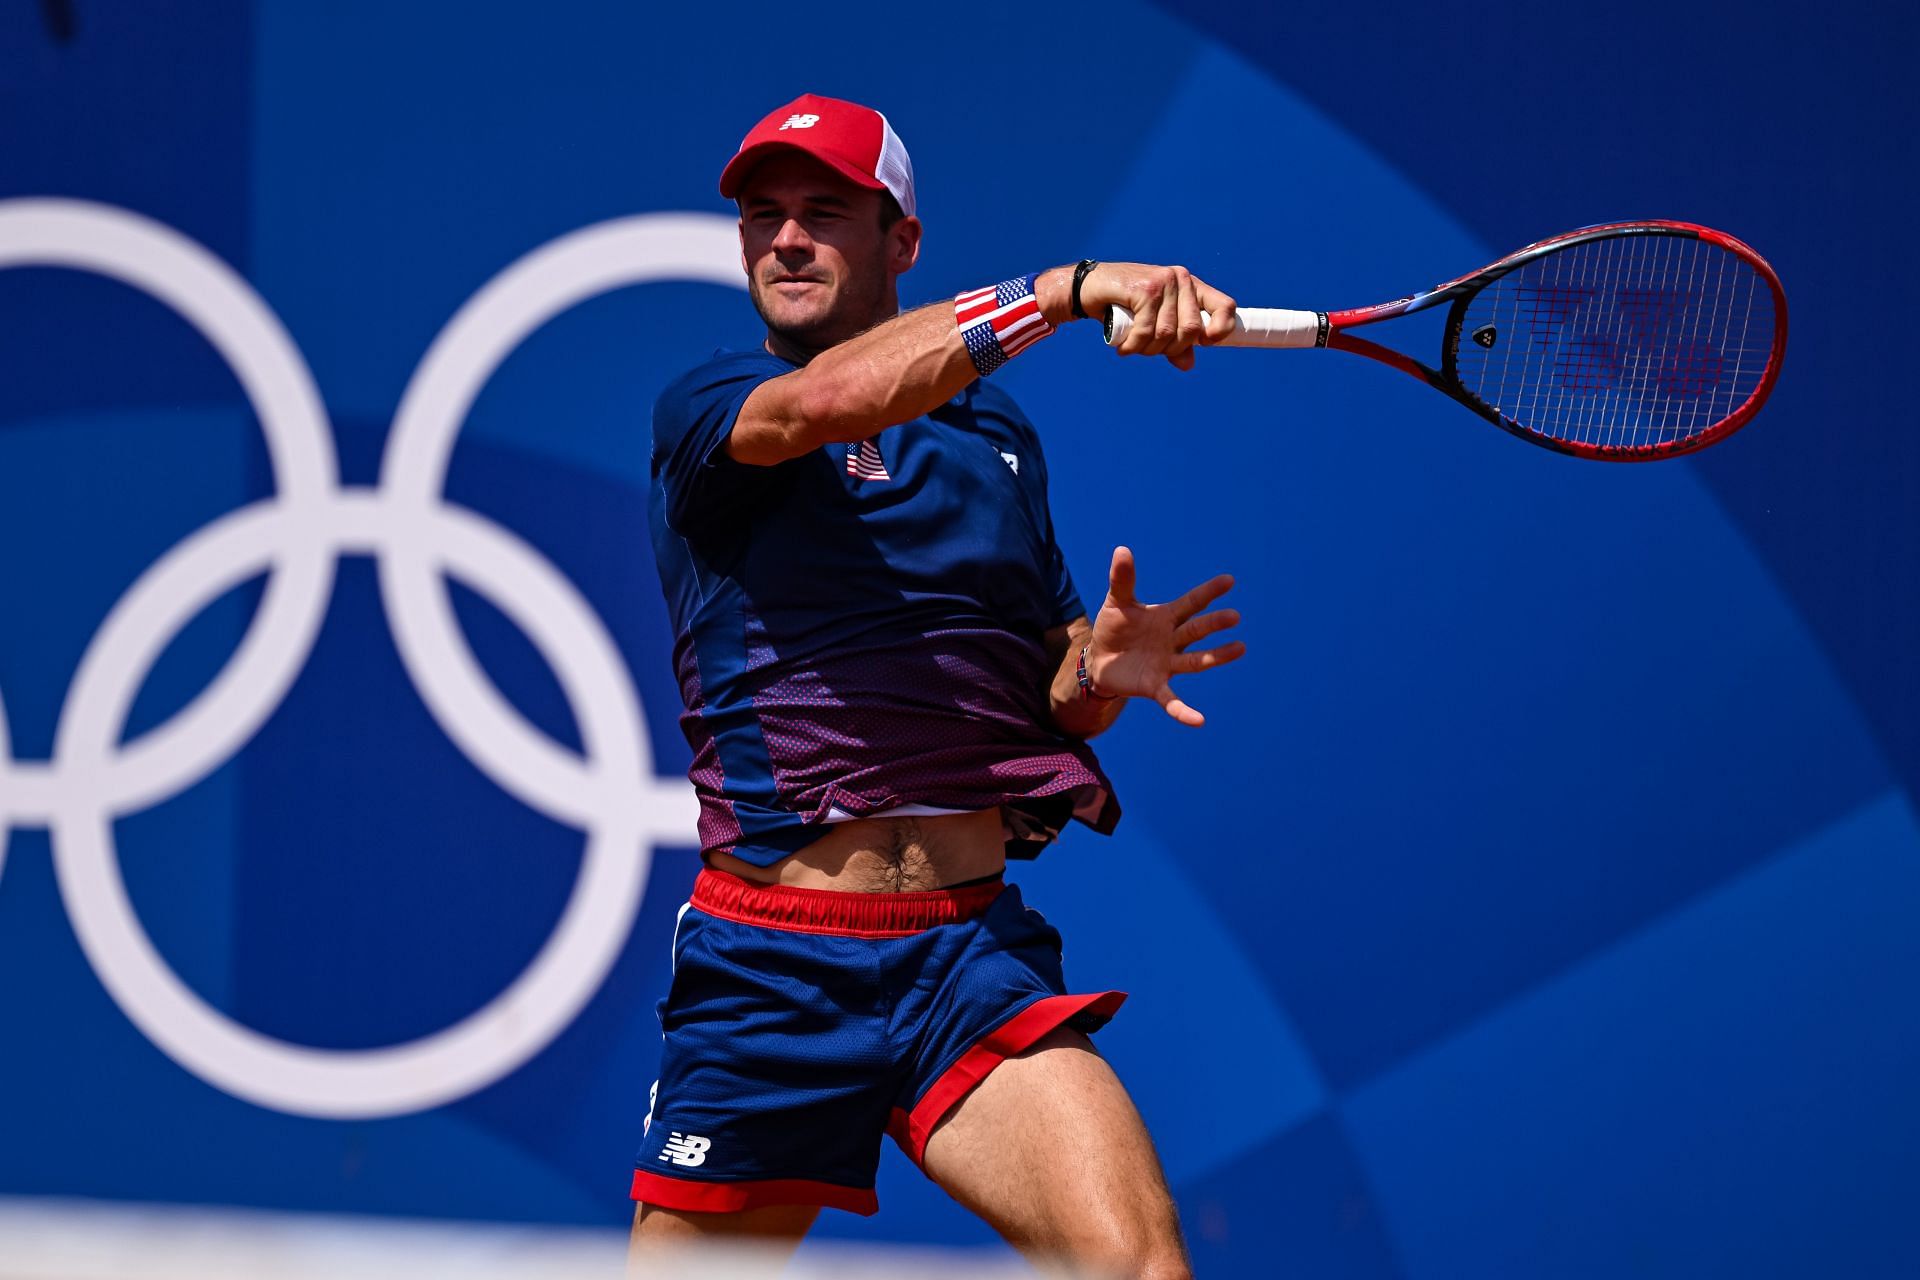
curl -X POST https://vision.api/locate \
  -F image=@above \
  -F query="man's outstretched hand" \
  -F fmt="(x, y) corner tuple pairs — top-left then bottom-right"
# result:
(1085, 546), (1245, 727)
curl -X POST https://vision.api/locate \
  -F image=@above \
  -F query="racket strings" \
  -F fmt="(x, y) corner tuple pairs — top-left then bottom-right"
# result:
(1451, 233), (1775, 452)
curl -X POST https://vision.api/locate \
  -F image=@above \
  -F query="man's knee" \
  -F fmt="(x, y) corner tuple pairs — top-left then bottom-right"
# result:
(1065, 1198), (1190, 1280)
(1135, 1214), (1193, 1280)
(1138, 1258), (1193, 1280)
(1137, 1243), (1194, 1280)
(1081, 1236), (1190, 1280)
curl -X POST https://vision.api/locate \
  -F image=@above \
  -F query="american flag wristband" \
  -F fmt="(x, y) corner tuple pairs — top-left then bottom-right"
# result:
(955, 273), (1054, 377)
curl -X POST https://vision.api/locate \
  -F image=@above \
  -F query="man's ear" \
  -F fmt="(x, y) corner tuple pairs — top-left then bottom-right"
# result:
(889, 215), (923, 276)
(738, 219), (748, 278)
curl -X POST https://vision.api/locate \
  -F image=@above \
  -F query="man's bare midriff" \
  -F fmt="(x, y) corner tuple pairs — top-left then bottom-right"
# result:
(705, 807), (1007, 892)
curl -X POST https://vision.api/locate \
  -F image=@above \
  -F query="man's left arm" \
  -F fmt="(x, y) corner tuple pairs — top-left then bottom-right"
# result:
(1044, 546), (1246, 738)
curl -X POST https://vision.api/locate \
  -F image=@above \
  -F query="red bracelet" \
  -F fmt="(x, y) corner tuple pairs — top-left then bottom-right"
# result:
(1077, 642), (1118, 701)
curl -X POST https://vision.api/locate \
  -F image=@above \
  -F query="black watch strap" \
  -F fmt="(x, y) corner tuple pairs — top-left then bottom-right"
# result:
(1070, 258), (1099, 321)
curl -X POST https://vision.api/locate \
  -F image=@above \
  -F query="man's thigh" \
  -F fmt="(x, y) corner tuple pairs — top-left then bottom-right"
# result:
(919, 1027), (1190, 1280)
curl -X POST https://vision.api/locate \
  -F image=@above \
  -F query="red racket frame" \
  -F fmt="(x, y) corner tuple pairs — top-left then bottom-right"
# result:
(1322, 221), (1788, 461)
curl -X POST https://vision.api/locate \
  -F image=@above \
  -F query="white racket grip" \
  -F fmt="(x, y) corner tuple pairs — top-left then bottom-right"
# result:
(1103, 305), (1323, 349)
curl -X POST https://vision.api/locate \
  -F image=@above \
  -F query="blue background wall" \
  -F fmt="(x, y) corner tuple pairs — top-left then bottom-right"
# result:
(2, 3), (1915, 1275)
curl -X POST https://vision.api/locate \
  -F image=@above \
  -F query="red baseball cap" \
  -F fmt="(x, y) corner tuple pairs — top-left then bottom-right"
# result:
(718, 93), (917, 217)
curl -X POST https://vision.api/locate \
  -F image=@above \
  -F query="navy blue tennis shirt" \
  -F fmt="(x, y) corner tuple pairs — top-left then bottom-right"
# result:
(648, 348), (1122, 867)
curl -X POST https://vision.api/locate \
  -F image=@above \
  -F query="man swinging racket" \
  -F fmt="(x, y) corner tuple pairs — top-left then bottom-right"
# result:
(632, 93), (1245, 1278)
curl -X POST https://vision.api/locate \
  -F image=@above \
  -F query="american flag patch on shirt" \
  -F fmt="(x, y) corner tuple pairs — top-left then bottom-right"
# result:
(954, 280), (1051, 374)
(846, 436), (891, 481)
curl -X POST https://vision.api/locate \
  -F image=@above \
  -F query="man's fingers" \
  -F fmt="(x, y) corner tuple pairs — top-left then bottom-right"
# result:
(1119, 267), (1186, 358)
(1088, 262), (1162, 352)
(1108, 544), (1137, 604)
(1100, 265), (1145, 354)
(1149, 283), (1179, 355)
(1174, 269), (1203, 351)
(1171, 640), (1247, 674)
(1163, 272), (1201, 371)
(1121, 285), (1168, 357)
(1116, 288), (1148, 354)
(1173, 608), (1241, 650)
(1121, 275), (1168, 356)
(1156, 686), (1205, 728)
(1195, 279), (1239, 345)
(1096, 265), (1241, 355)
(1172, 573), (1236, 624)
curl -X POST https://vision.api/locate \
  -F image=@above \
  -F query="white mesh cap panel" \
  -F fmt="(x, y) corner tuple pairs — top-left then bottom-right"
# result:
(874, 112), (916, 217)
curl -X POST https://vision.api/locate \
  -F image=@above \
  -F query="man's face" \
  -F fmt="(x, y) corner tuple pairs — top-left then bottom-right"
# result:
(737, 150), (915, 351)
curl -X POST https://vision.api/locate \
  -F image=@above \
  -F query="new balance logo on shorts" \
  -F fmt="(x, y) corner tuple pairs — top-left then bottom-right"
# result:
(659, 1132), (712, 1167)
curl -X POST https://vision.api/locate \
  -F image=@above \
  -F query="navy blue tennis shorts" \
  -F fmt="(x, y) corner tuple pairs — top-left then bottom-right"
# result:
(629, 868), (1126, 1215)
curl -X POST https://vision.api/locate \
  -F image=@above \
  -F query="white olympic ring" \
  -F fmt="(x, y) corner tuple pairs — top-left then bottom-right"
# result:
(0, 199), (736, 1118)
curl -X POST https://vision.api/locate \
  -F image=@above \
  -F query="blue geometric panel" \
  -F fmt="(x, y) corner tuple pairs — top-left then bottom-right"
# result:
(1178, 1112), (1405, 1280)
(0, 0), (253, 424)
(1341, 791), (1920, 1278)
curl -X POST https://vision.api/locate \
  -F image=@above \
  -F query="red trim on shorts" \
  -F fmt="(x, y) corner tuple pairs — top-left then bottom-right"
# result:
(689, 867), (1004, 938)
(629, 1168), (879, 1216)
(886, 990), (1128, 1165)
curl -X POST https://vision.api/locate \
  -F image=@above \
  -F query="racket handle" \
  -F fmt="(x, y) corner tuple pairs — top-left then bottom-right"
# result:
(1103, 305), (1324, 350)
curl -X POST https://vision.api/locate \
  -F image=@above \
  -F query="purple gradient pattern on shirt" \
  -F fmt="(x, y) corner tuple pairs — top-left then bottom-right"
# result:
(668, 639), (745, 853)
(672, 622), (1119, 862)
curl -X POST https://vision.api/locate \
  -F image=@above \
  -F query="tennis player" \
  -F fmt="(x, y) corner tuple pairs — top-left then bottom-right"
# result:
(631, 93), (1244, 1278)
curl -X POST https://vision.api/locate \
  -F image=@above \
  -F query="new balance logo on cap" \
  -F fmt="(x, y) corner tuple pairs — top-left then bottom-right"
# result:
(720, 93), (917, 218)
(659, 1132), (711, 1167)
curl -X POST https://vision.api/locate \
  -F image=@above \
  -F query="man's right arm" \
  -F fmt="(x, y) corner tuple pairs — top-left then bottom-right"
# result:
(726, 262), (1238, 466)
(726, 298), (977, 464)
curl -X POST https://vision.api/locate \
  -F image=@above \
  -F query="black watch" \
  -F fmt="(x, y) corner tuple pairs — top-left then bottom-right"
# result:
(1070, 258), (1099, 321)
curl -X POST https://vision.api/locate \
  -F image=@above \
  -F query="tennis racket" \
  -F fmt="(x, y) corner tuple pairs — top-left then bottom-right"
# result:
(1104, 221), (1786, 461)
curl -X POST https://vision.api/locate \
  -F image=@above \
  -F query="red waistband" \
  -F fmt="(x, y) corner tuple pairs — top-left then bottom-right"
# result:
(690, 868), (1005, 938)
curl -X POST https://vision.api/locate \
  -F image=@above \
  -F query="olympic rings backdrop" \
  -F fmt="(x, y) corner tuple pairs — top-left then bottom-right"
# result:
(2, 4), (1914, 1276)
